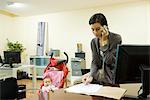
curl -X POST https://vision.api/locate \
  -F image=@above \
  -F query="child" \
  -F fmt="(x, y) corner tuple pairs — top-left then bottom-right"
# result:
(42, 77), (58, 93)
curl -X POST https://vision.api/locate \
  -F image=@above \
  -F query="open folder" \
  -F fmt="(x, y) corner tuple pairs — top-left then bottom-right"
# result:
(65, 83), (127, 100)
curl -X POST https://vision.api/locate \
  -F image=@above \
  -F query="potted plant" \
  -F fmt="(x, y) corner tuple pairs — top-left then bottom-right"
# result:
(6, 39), (27, 64)
(6, 39), (26, 53)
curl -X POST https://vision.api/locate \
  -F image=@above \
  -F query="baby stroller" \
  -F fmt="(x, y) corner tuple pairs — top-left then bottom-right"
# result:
(38, 52), (69, 100)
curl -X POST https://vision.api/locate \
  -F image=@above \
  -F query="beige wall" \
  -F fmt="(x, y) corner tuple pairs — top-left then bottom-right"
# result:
(0, 14), (14, 55)
(0, 0), (149, 68)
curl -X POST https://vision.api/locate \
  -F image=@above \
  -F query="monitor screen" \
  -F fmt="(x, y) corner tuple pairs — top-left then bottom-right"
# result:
(4, 51), (21, 67)
(0, 55), (2, 63)
(75, 52), (85, 59)
(115, 45), (150, 84)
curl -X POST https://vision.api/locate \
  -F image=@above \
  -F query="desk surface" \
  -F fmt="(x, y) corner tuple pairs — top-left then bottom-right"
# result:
(49, 89), (150, 100)
(49, 89), (111, 100)
(50, 83), (150, 100)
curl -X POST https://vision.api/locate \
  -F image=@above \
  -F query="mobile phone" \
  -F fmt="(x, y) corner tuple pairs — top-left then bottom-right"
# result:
(103, 25), (108, 31)
(102, 25), (109, 36)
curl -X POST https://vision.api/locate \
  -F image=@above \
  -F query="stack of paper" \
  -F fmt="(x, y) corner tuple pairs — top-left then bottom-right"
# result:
(65, 83), (102, 95)
(65, 83), (127, 100)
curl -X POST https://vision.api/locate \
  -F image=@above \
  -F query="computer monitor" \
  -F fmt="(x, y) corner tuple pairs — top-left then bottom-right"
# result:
(0, 55), (2, 63)
(4, 51), (21, 68)
(75, 52), (85, 59)
(115, 45), (150, 84)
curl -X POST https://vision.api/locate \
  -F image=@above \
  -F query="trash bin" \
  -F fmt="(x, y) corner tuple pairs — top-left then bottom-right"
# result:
(17, 84), (26, 99)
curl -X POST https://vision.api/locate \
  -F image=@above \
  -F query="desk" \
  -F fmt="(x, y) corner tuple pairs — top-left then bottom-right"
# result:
(49, 89), (150, 100)
(120, 83), (150, 100)
(49, 83), (150, 100)
(120, 83), (142, 98)
(0, 65), (37, 93)
(0, 65), (31, 79)
(49, 89), (110, 100)
(12, 65), (32, 78)
(13, 65), (37, 93)
(0, 68), (12, 80)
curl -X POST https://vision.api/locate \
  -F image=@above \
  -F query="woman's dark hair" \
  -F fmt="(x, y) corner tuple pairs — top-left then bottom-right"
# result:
(89, 13), (108, 26)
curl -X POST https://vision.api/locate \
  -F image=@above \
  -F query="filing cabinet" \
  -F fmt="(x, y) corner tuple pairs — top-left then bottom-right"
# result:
(30, 55), (50, 66)
(29, 56), (51, 78)
(71, 58), (86, 76)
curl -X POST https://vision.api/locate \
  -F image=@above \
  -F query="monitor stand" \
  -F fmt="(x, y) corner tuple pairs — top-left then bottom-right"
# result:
(8, 58), (14, 68)
(139, 65), (150, 99)
(9, 63), (13, 68)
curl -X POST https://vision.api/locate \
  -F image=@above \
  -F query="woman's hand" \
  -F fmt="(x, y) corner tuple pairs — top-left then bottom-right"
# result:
(82, 73), (93, 85)
(100, 25), (109, 47)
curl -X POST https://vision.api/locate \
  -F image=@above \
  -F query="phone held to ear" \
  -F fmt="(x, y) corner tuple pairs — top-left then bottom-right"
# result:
(100, 25), (109, 47)
(103, 25), (109, 34)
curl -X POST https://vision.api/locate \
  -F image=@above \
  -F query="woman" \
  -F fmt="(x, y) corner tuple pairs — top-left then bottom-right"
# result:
(82, 13), (122, 85)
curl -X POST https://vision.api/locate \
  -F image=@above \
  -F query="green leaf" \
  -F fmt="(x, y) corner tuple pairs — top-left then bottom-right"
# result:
(6, 39), (26, 53)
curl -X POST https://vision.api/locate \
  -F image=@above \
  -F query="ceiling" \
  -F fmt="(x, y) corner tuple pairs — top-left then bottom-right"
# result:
(0, 0), (140, 17)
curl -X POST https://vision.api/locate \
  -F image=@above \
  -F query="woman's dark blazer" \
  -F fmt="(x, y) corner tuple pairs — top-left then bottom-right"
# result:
(90, 32), (122, 84)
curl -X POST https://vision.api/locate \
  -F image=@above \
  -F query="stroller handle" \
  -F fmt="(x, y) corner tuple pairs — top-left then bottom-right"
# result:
(63, 52), (69, 64)
(50, 52), (53, 58)
(50, 51), (69, 64)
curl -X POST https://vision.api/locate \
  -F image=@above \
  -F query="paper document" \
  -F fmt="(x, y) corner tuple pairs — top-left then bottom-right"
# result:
(65, 83), (102, 95)
(65, 83), (127, 99)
